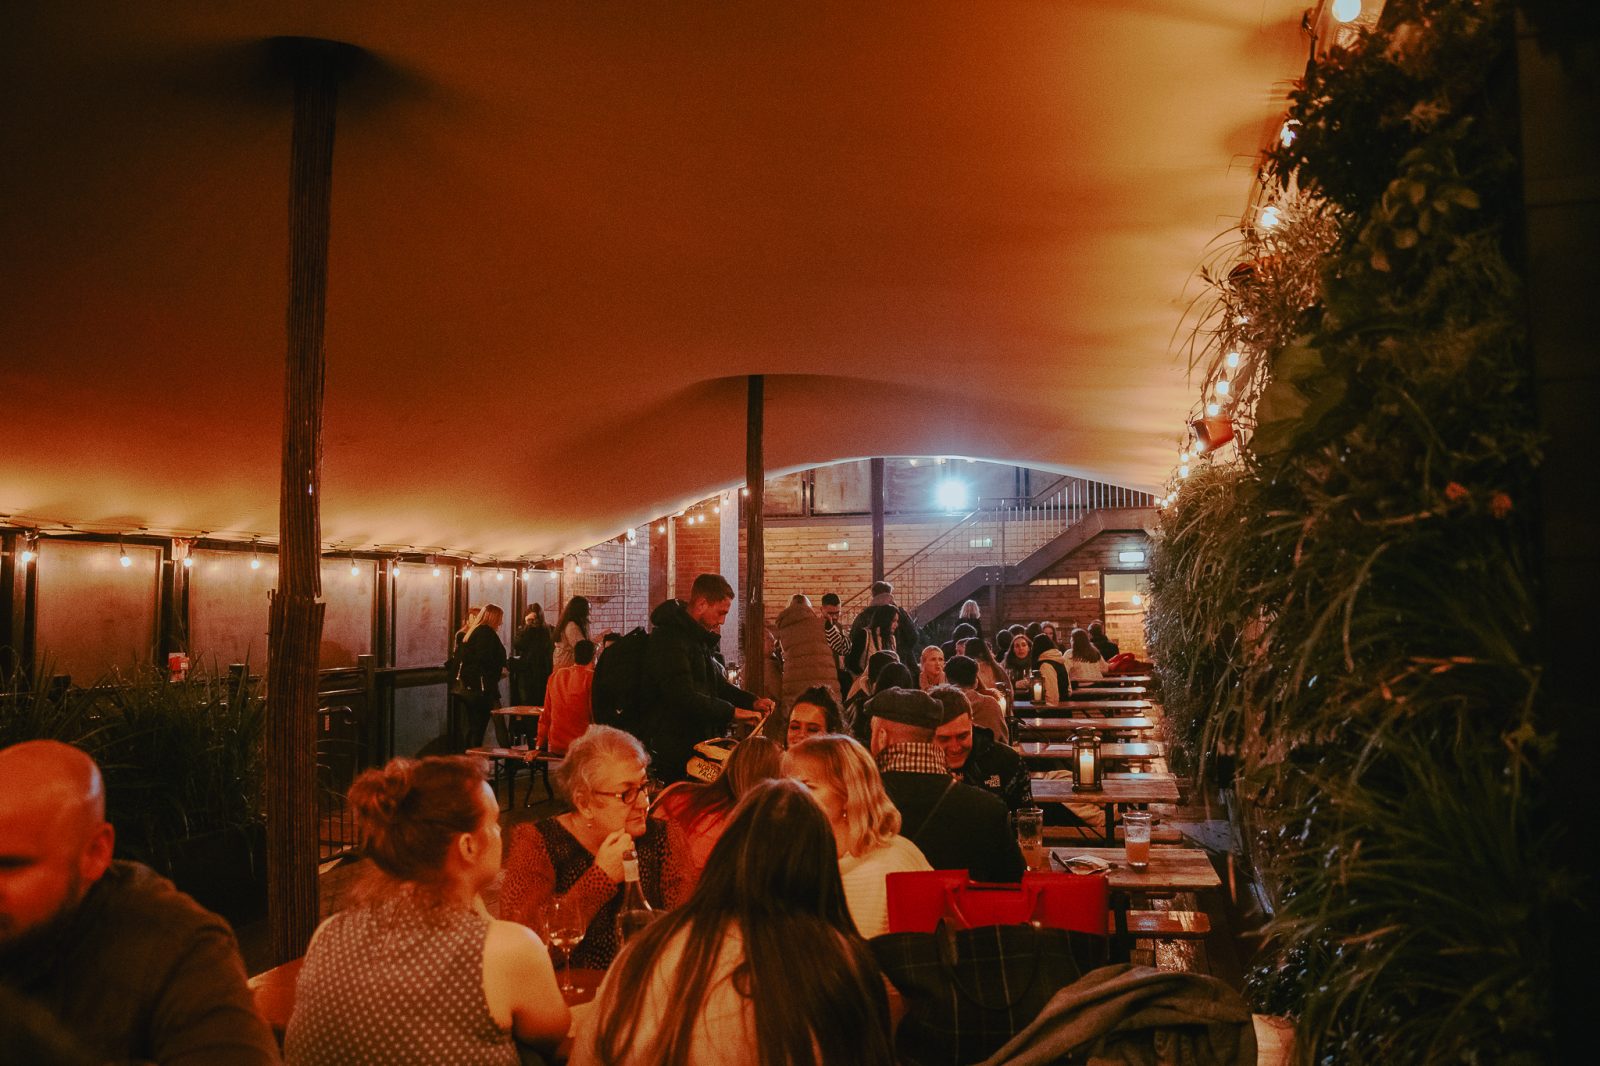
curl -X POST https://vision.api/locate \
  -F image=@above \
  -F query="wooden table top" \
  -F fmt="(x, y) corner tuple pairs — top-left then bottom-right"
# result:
(1018, 699), (1154, 713)
(467, 745), (563, 764)
(1064, 686), (1149, 698)
(1029, 772), (1180, 805)
(1020, 741), (1165, 761)
(1015, 716), (1154, 736)
(1077, 675), (1152, 685)
(492, 705), (544, 717)
(1047, 846), (1220, 892)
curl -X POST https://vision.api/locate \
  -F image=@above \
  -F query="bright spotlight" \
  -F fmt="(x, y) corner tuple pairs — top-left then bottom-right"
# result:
(935, 479), (969, 511)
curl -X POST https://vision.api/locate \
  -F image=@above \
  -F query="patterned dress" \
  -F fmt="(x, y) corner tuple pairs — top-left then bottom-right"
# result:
(499, 817), (683, 968)
(283, 892), (519, 1066)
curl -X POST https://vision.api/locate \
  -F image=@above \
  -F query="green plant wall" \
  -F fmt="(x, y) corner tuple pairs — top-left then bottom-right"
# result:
(1147, 2), (1564, 1060)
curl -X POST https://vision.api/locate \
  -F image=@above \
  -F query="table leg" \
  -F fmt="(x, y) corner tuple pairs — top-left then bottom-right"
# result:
(1104, 803), (1116, 847)
(1109, 889), (1133, 963)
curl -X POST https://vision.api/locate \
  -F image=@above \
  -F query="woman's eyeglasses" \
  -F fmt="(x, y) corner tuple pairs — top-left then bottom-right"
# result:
(592, 782), (652, 805)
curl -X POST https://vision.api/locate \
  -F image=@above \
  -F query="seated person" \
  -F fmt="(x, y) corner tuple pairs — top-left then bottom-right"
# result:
(1002, 632), (1035, 696)
(538, 638), (597, 755)
(928, 686), (1031, 812)
(917, 645), (946, 691)
(571, 780), (895, 1066)
(778, 685), (844, 749)
(866, 688), (1024, 884)
(1030, 634), (1070, 704)
(843, 651), (904, 743)
(1087, 620), (1120, 662)
(1067, 628), (1108, 683)
(943, 654), (1009, 743)
(285, 756), (568, 1064)
(782, 734), (932, 938)
(0, 740), (277, 1065)
(650, 736), (783, 890)
(500, 727), (686, 968)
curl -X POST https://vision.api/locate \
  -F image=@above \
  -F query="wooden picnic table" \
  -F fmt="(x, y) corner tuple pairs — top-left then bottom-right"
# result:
(1020, 741), (1165, 764)
(1017, 699), (1154, 713)
(1076, 675), (1152, 686)
(1030, 771), (1180, 845)
(1014, 716), (1153, 740)
(1046, 845), (1220, 893)
(1062, 685), (1148, 699)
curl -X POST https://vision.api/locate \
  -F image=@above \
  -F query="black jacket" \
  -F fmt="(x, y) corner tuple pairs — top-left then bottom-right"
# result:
(459, 624), (507, 697)
(883, 771), (1025, 883)
(642, 599), (757, 782)
(959, 726), (1031, 812)
(847, 601), (920, 674)
(512, 623), (554, 701)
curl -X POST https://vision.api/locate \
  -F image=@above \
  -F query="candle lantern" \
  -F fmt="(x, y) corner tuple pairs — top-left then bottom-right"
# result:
(1071, 727), (1103, 791)
(1030, 673), (1045, 705)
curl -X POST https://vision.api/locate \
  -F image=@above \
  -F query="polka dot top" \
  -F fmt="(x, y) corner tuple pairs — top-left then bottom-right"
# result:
(283, 891), (518, 1066)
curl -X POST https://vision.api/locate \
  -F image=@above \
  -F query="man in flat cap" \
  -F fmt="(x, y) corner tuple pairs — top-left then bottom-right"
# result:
(0, 740), (278, 1064)
(866, 687), (1023, 883)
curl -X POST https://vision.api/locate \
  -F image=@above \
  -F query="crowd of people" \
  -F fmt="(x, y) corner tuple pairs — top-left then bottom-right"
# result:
(0, 574), (1140, 1064)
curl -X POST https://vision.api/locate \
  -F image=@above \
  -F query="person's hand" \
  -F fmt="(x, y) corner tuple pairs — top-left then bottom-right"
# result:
(752, 697), (777, 715)
(733, 707), (764, 726)
(594, 829), (633, 883)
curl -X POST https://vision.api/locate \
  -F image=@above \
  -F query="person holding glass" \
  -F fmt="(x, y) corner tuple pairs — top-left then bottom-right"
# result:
(499, 727), (687, 968)
(284, 756), (568, 1065)
(571, 779), (895, 1066)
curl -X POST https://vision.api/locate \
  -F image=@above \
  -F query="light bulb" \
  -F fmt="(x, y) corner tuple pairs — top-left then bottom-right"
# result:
(1179, 465), (1190, 478)
(464, 567), (473, 579)
(182, 556), (194, 568)
(350, 563), (360, 577)
(1331, 0), (1361, 23)
(119, 549), (132, 568)
(250, 556), (262, 570)
(1279, 121), (1298, 148)
(1206, 402), (1221, 417)
(496, 570), (505, 581)
(712, 505), (720, 514)
(1259, 205), (1281, 230)
(1194, 440), (1207, 454)
(20, 549), (35, 564)
(657, 524), (666, 534)
(740, 488), (749, 496)
(432, 566), (441, 577)
(1132, 593), (1143, 606)
(1225, 351), (1240, 369)
(1180, 451), (1191, 463)
(575, 564), (583, 574)
(1216, 379), (1231, 396)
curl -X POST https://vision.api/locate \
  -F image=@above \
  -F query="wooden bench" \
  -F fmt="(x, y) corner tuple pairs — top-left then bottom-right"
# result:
(1043, 823), (1183, 845)
(1124, 908), (1211, 939)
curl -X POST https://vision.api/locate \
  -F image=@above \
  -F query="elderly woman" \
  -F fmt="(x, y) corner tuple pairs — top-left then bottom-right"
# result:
(781, 734), (931, 939)
(500, 727), (686, 968)
(285, 756), (568, 1064)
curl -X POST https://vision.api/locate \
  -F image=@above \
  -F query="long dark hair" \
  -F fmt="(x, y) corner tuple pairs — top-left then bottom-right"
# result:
(592, 780), (893, 1066)
(554, 595), (590, 639)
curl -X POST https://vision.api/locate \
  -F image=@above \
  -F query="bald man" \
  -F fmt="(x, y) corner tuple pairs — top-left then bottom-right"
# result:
(0, 740), (278, 1064)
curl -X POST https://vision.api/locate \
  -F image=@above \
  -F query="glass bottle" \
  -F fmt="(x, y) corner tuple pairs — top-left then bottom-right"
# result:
(615, 847), (655, 945)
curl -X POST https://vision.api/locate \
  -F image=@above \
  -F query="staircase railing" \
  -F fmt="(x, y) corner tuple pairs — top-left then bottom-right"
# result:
(840, 478), (1154, 618)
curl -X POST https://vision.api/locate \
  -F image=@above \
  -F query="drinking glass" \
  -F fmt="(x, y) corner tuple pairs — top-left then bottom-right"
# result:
(540, 897), (585, 994)
(1122, 810), (1153, 871)
(1012, 806), (1045, 869)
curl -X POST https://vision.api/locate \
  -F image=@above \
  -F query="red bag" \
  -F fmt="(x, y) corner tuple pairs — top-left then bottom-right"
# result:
(885, 870), (1109, 936)
(1106, 653), (1150, 675)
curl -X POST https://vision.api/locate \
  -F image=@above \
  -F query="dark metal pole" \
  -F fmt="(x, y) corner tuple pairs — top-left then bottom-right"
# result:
(743, 376), (765, 695)
(266, 38), (350, 965)
(870, 457), (886, 583)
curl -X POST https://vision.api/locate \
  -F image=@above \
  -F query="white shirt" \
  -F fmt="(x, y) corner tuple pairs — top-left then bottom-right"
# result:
(838, 835), (932, 939)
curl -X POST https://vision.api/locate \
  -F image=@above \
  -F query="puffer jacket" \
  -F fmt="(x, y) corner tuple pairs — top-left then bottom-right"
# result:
(641, 598), (757, 782)
(774, 601), (840, 708)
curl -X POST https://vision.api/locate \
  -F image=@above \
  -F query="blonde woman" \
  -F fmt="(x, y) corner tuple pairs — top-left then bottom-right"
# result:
(781, 734), (931, 938)
(458, 604), (507, 750)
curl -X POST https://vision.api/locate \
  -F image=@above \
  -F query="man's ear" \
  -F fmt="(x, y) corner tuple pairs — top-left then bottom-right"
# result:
(80, 822), (114, 884)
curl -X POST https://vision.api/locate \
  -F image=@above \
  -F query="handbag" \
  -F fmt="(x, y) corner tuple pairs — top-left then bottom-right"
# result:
(886, 869), (1110, 937)
(685, 736), (737, 781)
(872, 919), (1097, 1066)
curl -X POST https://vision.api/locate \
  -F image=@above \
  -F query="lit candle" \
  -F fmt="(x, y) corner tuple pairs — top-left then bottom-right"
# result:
(1077, 747), (1095, 786)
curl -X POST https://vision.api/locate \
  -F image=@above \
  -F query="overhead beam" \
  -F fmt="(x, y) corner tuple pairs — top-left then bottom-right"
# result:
(870, 457), (886, 582)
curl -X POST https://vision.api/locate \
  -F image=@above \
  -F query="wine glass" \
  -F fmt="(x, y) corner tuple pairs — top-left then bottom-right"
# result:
(540, 897), (585, 994)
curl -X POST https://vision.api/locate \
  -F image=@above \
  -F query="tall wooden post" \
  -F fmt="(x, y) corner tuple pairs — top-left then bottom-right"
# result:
(265, 38), (351, 965)
(742, 376), (765, 696)
(870, 457), (887, 583)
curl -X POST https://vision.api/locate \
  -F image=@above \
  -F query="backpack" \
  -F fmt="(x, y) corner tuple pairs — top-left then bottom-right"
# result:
(592, 625), (650, 734)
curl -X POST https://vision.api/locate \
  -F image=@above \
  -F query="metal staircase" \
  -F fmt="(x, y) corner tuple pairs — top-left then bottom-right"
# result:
(842, 478), (1156, 623)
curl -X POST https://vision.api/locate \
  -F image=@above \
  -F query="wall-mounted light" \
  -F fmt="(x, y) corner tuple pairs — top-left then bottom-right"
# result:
(1192, 416), (1237, 453)
(1118, 550), (1147, 565)
(935, 479), (969, 511)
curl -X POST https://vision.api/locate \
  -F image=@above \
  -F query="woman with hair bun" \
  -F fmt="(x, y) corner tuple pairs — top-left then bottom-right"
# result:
(284, 756), (568, 1065)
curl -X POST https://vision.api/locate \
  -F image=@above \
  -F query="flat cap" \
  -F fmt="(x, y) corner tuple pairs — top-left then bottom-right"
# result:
(867, 686), (941, 729)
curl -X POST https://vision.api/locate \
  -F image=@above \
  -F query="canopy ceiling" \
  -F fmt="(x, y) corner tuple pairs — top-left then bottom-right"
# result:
(2, 2), (1307, 558)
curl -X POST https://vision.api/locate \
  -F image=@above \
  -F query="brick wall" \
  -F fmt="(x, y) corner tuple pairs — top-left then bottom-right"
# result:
(673, 512), (723, 598)
(567, 527), (652, 637)
(999, 529), (1152, 654)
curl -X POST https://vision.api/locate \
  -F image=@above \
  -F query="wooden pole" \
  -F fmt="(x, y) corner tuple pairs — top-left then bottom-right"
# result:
(266, 38), (350, 965)
(870, 457), (886, 583)
(743, 375), (765, 696)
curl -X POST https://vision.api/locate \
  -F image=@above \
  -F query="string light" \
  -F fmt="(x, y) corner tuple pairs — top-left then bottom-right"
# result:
(1206, 402), (1221, 417)
(432, 565), (442, 577)
(350, 562), (360, 577)
(182, 555), (194, 568)
(464, 566), (473, 579)
(1216, 379), (1231, 396)
(1225, 351), (1240, 369)
(1193, 440), (1207, 454)
(1258, 205), (1282, 230)
(1279, 121), (1298, 148)
(657, 524), (666, 534)
(712, 505), (720, 514)
(20, 547), (35, 564)
(1179, 465), (1190, 478)
(119, 540), (132, 568)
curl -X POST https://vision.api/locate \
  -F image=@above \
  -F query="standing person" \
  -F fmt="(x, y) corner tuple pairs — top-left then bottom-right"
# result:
(458, 604), (508, 751)
(848, 581), (920, 667)
(957, 598), (985, 646)
(512, 603), (554, 706)
(537, 639), (597, 757)
(1068, 628), (1108, 683)
(650, 736), (783, 890)
(773, 594), (840, 709)
(572, 779), (895, 1066)
(448, 606), (482, 747)
(552, 595), (591, 671)
(499, 728), (686, 969)
(1087, 620), (1120, 661)
(640, 574), (775, 784)
(844, 651), (904, 743)
(865, 688), (1024, 883)
(928, 687), (1031, 812)
(818, 592), (851, 688)
(846, 603), (899, 676)
(284, 756), (568, 1065)
(917, 645), (946, 691)
(0, 741), (278, 1065)
(782, 735), (932, 939)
